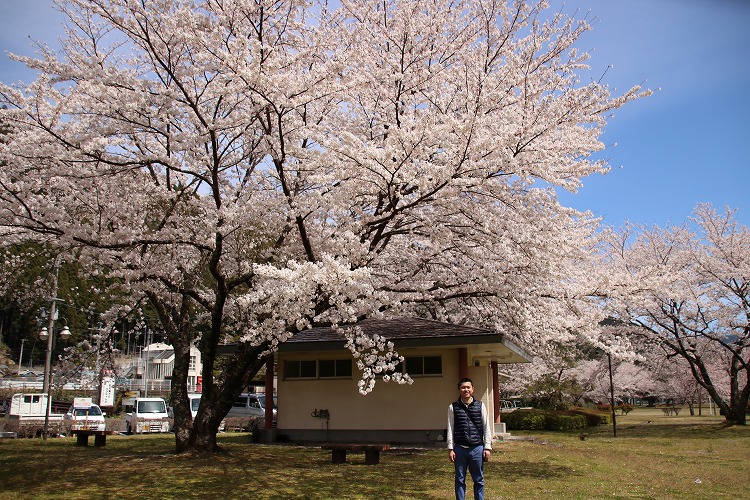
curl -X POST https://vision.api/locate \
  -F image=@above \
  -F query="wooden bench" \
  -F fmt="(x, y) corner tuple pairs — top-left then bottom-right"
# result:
(321, 444), (390, 465)
(661, 406), (681, 416)
(0, 431), (17, 442)
(70, 429), (115, 447)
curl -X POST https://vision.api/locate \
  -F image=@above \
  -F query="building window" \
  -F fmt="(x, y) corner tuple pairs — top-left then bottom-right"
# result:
(318, 359), (353, 378)
(284, 359), (352, 379)
(403, 355), (442, 376)
(189, 356), (196, 371)
(284, 360), (317, 379)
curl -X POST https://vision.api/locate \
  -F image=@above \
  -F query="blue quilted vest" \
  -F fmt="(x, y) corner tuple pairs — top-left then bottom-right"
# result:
(452, 398), (484, 446)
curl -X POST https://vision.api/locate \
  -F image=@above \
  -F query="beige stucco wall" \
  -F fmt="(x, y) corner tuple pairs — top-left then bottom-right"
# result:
(277, 347), (495, 433)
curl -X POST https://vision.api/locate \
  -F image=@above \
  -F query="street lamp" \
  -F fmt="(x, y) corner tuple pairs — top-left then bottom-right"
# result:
(39, 323), (71, 440)
(39, 257), (71, 440)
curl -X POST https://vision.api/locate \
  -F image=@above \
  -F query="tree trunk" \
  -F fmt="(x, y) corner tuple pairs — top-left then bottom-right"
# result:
(682, 350), (748, 426)
(170, 328), (193, 453)
(726, 354), (749, 425)
(185, 342), (270, 454)
(733, 409), (747, 425)
(146, 291), (196, 452)
(189, 414), (220, 453)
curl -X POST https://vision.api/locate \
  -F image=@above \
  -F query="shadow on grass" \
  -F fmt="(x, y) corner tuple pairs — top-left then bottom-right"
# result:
(586, 420), (740, 439)
(13, 424), (748, 500)
(499, 459), (575, 481)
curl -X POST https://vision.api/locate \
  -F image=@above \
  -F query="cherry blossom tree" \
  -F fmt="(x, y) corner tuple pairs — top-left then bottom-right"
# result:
(577, 359), (658, 406)
(648, 351), (730, 414)
(601, 204), (750, 424)
(505, 337), (651, 409)
(0, 0), (647, 453)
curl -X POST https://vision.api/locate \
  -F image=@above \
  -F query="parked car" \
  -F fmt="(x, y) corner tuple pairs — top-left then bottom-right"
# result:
(188, 393), (225, 432)
(124, 397), (170, 434)
(64, 402), (106, 431)
(226, 393), (276, 419)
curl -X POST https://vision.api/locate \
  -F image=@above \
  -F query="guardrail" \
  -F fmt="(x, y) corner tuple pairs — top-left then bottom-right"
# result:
(0, 378), (203, 393)
(0, 380), (98, 390)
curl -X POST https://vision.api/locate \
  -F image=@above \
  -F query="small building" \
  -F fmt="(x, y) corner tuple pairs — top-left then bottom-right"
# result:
(275, 317), (531, 445)
(118, 342), (204, 393)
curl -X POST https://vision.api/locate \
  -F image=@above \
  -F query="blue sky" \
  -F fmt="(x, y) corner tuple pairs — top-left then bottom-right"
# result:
(1, 0), (748, 228)
(554, 0), (750, 229)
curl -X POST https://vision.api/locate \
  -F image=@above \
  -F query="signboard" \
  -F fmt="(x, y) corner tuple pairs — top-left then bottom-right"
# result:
(100, 371), (116, 407)
(73, 397), (93, 408)
(121, 390), (140, 407)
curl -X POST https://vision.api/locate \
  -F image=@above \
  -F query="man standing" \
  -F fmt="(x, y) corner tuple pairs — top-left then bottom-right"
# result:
(447, 378), (493, 500)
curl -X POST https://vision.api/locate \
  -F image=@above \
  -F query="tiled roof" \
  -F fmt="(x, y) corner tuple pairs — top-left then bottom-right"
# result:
(282, 317), (506, 351)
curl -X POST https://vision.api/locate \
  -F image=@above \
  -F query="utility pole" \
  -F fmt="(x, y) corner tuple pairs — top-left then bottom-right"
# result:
(42, 256), (60, 440)
(608, 352), (617, 438)
(18, 339), (26, 376)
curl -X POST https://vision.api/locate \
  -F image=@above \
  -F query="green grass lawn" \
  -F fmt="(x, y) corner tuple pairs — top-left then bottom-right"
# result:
(1, 407), (747, 499)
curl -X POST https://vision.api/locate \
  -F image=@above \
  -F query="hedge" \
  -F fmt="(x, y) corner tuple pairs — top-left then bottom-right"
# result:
(567, 407), (610, 426)
(502, 408), (608, 431)
(502, 409), (547, 430)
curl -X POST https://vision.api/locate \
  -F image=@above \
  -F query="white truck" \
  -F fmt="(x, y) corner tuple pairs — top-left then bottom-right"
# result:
(5, 393), (65, 437)
(124, 397), (170, 434)
(64, 397), (107, 432)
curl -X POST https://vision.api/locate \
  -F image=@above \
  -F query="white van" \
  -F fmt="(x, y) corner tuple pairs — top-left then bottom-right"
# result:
(226, 393), (276, 419)
(124, 397), (170, 434)
(188, 394), (225, 431)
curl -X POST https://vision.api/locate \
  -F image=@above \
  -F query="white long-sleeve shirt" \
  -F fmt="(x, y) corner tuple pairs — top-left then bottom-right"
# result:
(447, 398), (493, 450)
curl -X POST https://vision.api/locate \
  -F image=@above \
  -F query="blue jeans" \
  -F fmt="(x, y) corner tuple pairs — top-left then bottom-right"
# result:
(454, 444), (484, 500)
